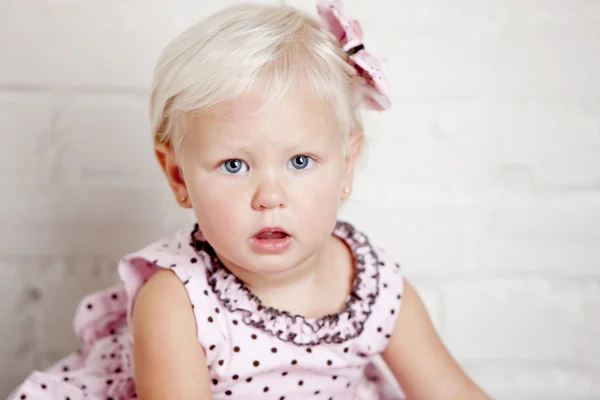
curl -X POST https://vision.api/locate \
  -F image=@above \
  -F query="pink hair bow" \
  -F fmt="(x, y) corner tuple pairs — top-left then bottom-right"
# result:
(316, 0), (391, 111)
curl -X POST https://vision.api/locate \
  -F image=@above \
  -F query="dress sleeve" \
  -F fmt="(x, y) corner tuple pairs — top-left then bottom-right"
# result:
(117, 231), (227, 354)
(359, 246), (404, 356)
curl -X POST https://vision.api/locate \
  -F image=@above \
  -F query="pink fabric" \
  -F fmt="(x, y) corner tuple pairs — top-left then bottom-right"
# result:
(8, 222), (404, 400)
(317, 0), (392, 111)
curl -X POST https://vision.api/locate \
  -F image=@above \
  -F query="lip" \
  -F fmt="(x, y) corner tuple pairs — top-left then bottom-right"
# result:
(250, 227), (292, 254)
(253, 226), (289, 236)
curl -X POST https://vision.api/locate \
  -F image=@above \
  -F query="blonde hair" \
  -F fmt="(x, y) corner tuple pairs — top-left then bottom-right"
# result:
(150, 3), (363, 151)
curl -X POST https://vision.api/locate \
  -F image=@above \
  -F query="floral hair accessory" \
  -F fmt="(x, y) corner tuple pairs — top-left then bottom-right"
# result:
(317, 0), (391, 111)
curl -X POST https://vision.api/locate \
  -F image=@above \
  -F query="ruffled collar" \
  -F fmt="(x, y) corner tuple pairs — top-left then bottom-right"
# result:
(190, 221), (381, 346)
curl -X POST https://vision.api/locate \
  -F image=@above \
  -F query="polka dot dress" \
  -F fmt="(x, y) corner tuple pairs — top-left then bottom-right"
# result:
(8, 221), (405, 400)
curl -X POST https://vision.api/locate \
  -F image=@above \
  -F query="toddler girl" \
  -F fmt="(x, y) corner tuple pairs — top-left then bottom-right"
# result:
(9, 1), (490, 399)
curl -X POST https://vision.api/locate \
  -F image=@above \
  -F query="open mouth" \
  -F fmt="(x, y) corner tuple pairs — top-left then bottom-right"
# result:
(253, 229), (289, 240)
(251, 227), (292, 253)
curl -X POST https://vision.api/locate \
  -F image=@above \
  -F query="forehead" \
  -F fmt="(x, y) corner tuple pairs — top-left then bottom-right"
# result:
(187, 90), (341, 149)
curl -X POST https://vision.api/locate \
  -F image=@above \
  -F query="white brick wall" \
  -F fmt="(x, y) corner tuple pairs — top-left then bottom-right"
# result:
(1, 0), (599, 398)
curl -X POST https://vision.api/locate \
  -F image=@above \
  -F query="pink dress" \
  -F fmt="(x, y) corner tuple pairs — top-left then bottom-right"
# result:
(8, 221), (405, 400)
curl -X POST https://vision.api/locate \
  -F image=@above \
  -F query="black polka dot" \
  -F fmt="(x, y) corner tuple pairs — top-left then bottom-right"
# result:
(397, 294), (401, 299)
(41, 384), (47, 389)
(115, 368), (122, 373)
(347, 382), (351, 388)
(111, 293), (118, 300)
(251, 334), (257, 340)
(183, 279), (190, 285)
(209, 345), (215, 350)
(191, 258), (197, 263)
(306, 348), (312, 353)
(208, 317), (213, 323)
(280, 397), (285, 400)
(383, 283), (388, 288)
(391, 309), (395, 315)
(66, 397), (70, 400)
(62, 366), (69, 372)
(81, 385), (86, 390)
(212, 379), (218, 385)
(225, 390), (232, 396)
(234, 346), (240, 352)
(215, 308), (220, 314)
(63, 377), (69, 382)
(110, 329), (116, 335)
(314, 391), (320, 395)
(332, 375), (337, 380)
(219, 360), (224, 366)
(282, 371), (288, 376)
(106, 379), (113, 385)
(377, 327), (382, 332)
(298, 380), (303, 386)
(204, 290), (208, 296)
(343, 347), (349, 353)
(232, 375), (238, 380)
(257, 305), (263, 311)
(246, 377), (252, 382)
(271, 347), (277, 353)
(291, 359), (297, 365)
(386, 334), (391, 338)
(86, 303), (93, 310)
(327, 360), (333, 366)
(20, 395), (26, 399)
(263, 387), (269, 392)
(253, 361), (260, 367)
(233, 320), (238, 325)
(107, 398), (114, 400)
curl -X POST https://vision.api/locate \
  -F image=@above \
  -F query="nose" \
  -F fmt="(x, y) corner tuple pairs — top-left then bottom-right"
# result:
(251, 174), (286, 211)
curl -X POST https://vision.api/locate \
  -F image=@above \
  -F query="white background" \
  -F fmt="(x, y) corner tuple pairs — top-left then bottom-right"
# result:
(0, 0), (599, 398)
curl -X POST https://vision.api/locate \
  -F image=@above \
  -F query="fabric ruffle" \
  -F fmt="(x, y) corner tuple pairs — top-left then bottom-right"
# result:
(191, 221), (382, 346)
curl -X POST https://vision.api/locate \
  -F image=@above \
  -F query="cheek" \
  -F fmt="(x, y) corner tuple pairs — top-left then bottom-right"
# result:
(187, 177), (244, 242)
(295, 165), (343, 210)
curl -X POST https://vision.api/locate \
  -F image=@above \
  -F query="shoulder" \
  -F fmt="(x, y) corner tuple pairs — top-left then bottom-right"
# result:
(336, 220), (404, 303)
(132, 269), (194, 333)
(122, 225), (230, 349)
(118, 224), (215, 314)
(337, 222), (405, 352)
(344, 221), (404, 293)
(132, 269), (197, 341)
(131, 269), (213, 399)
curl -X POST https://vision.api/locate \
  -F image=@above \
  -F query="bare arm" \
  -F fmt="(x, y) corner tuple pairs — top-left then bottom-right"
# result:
(382, 280), (490, 400)
(132, 269), (212, 400)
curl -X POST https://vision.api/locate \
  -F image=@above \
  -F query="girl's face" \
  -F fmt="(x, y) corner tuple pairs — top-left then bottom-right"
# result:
(157, 90), (361, 276)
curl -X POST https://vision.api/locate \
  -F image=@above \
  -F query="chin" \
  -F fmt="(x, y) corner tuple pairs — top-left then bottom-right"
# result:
(244, 254), (299, 275)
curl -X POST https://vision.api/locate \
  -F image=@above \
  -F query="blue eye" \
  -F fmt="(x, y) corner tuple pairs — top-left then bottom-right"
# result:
(288, 155), (314, 170)
(219, 159), (248, 174)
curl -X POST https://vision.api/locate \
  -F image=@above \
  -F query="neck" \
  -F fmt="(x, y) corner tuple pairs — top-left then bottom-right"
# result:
(216, 237), (338, 309)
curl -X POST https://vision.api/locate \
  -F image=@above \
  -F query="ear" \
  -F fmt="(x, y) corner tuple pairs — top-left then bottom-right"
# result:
(154, 142), (191, 208)
(341, 131), (363, 199)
